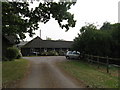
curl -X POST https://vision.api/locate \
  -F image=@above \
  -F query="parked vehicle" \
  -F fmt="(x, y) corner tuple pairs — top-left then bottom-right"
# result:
(65, 51), (80, 59)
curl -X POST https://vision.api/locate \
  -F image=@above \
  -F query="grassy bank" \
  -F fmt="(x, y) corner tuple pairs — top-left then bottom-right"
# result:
(2, 58), (30, 87)
(58, 60), (119, 88)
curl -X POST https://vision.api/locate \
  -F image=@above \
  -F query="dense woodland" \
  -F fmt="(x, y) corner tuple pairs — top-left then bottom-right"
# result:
(73, 22), (120, 58)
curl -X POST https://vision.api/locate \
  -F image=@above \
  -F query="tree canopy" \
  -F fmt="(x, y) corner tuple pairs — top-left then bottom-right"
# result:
(46, 37), (52, 40)
(73, 23), (120, 58)
(2, 1), (76, 42)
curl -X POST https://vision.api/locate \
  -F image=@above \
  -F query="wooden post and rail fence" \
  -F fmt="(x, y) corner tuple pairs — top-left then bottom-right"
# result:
(84, 54), (120, 73)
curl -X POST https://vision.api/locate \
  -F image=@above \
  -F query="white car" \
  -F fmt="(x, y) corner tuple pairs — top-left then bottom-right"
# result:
(66, 51), (80, 59)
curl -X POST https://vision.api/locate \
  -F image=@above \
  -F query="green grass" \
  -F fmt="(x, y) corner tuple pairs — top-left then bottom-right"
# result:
(2, 58), (30, 87)
(58, 60), (119, 88)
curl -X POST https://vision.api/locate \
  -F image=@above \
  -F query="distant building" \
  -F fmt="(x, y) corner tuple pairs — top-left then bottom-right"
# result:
(21, 36), (73, 56)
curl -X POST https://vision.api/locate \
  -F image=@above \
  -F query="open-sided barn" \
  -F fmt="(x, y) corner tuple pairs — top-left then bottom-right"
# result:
(21, 36), (73, 56)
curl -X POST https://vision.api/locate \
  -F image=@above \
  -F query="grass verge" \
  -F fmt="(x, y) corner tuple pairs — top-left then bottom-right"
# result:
(2, 58), (30, 88)
(57, 60), (119, 88)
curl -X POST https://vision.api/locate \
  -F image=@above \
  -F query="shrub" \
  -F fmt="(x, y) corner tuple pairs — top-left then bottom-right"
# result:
(58, 50), (65, 56)
(16, 50), (22, 59)
(16, 54), (21, 59)
(6, 47), (19, 61)
(41, 51), (58, 56)
(41, 52), (48, 56)
(48, 51), (59, 56)
(2, 56), (9, 61)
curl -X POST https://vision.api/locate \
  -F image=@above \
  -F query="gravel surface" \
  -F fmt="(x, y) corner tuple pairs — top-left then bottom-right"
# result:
(17, 56), (82, 88)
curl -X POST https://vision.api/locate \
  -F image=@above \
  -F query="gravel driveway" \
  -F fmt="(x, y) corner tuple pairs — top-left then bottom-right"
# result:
(17, 56), (82, 88)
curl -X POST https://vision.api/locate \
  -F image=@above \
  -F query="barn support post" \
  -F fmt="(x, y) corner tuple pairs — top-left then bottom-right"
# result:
(87, 54), (89, 62)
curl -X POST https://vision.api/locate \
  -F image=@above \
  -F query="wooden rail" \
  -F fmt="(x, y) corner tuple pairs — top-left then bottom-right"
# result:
(84, 54), (120, 73)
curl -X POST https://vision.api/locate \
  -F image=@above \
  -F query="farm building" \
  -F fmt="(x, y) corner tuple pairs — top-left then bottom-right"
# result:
(21, 36), (73, 56)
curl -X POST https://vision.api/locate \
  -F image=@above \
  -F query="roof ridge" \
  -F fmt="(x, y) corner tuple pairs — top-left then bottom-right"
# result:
(22, 36), (42, 47)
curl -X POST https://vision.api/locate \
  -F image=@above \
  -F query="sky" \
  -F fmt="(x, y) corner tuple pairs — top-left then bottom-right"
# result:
(25, 0), (120, 41)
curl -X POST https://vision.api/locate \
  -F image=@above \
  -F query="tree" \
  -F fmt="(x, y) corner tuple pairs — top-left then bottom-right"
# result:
(80, 23), (97, 34)
(73, 23), (120, 58)
(73, 24), (98, 54)
(57, 39), (65, 41)
(2, 1), (76, 41)
(46, 37), (52, 40)
(110, 23), (120, 58)
(100, 22), (112, 30)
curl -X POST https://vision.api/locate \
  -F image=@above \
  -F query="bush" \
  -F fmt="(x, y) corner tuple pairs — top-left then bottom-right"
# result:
(58, 50), (65, 56)
(16, 50), (22, 59)
(6, 47), (19, 61)
(2, 56), (9, 61)
(41, 52), (48, 56)
(48, 51), (59, 56)
(16, 54), (21, 59)
(41, 51), (58, 56)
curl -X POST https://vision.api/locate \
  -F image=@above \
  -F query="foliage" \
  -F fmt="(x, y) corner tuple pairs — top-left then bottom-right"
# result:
(46, 37), (52, 40)
(41, 50), (59, 56)
(57, 39), (65, 41)
(58, 50), (65, 56)
(2, 1), (76, 41)
(100, 22), (112, 30)
(41, 51), (48, 56)
(6, 47), (19, 61)
(110, 23), (120, 58)
(48, 51), (59, 56)
(2, 56), (9, 61)
(16, 50), (22, 59)
(73, 23), (120, 58)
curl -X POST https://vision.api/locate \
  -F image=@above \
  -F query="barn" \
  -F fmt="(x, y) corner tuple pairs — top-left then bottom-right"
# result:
(21, 36), (73, 56)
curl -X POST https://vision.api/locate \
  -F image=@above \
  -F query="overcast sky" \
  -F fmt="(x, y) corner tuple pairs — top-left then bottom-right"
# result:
(25, 0), (120, 41)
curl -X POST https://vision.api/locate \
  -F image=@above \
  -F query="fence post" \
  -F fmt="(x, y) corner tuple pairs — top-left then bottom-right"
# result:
(97, 56), (99, 68)
(87, 55), (89, 62)
(91, 55), (93, 63)
(106, 56), (109, 73)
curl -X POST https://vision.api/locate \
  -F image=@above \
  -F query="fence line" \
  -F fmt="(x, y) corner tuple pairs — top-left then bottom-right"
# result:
(84, 54), (120, 73)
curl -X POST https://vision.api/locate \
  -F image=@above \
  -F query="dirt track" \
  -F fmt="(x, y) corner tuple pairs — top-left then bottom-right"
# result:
(17, 56), (83, 88)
